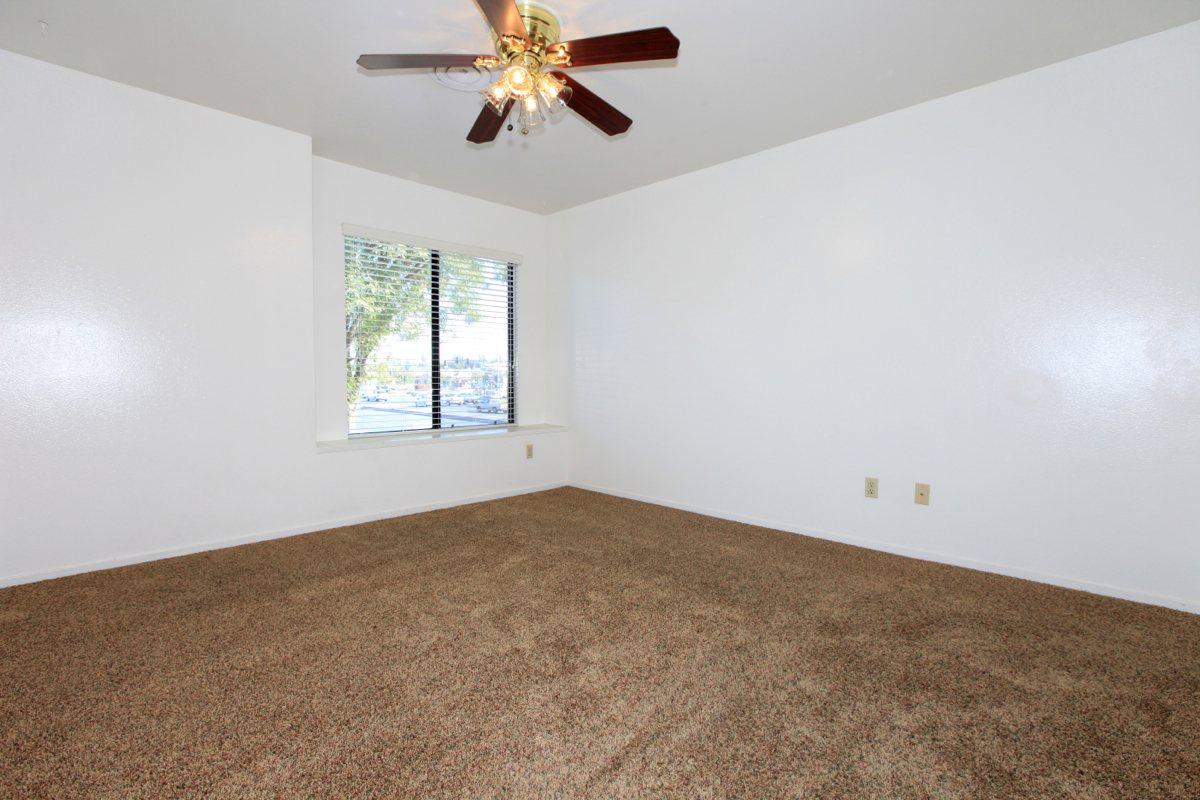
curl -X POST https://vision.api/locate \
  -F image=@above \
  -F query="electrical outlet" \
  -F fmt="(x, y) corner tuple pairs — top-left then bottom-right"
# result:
(864, 477), (879, 499)
(525, 443), (534, 460)
(915, 482), (930, 506)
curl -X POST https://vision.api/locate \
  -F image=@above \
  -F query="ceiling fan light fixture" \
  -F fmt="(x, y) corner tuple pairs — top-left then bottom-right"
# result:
(536, 71), (572, 116)
(517, 93), (545, 133)
(482, 78), (510, 115)
(503, 63), (536, 98)
(359, 1), (679, 143)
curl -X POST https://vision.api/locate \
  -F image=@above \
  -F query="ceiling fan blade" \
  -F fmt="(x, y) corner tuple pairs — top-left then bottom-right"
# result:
(550, 72), (632, 136)
(548, 27), (679, 68)
(474, 0), (529, 41)
(357, 54), (484, 70)
(467, 100), (514, 144)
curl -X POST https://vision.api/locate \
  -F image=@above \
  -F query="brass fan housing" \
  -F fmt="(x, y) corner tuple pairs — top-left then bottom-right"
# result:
(494, 2), (562, 58)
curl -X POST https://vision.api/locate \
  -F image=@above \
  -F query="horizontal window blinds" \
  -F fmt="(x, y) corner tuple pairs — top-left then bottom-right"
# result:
(344, 233), (515, 436)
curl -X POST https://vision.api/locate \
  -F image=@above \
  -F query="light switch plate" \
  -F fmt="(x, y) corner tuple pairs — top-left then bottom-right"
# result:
(915, 482), (930, 505)
(525, 443), (534, 459)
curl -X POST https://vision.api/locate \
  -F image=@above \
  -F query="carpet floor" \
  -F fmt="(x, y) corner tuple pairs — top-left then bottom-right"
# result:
(1, 488), (1197, 799)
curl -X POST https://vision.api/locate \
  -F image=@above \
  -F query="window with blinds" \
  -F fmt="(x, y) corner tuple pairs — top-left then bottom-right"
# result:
(344, 230), (515, 436)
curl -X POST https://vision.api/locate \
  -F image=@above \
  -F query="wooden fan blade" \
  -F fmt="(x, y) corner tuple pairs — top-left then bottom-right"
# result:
(467, 100), (514, 144)
(550, 72), (632, 136)
(357, 54), (484, 70)
(474, 0), (529, 41)
(548, 27), (679, 68)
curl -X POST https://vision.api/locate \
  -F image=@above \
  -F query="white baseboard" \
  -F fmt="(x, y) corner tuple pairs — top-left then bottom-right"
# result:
(569, 482), (1200, 616)
(7, 479), (1196, 616)
(0, 482), (568, 589)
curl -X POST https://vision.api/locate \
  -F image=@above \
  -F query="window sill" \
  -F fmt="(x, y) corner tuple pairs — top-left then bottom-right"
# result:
(316, 423), (567, 453)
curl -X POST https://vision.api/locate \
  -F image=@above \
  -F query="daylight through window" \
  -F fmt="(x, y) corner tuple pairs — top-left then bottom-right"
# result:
(344, 231), (515, 436)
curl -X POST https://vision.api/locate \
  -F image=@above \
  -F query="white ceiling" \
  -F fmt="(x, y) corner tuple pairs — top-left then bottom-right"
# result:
(3, 1), (1198, 213)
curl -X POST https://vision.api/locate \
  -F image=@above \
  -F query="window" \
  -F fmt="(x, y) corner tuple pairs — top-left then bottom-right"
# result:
(344, 229), (516, 436)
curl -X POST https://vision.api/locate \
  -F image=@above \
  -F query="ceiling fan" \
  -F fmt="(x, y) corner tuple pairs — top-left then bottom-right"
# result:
(357, 0), (680, 142)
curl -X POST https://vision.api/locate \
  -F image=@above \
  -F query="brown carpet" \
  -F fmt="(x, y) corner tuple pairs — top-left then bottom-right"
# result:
(1, 488), (1197, 799)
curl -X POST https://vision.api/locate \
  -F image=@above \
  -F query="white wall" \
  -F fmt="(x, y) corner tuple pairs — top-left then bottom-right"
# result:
(547, 23), (1200, 612)
(4, 23), (1198, 610)
(0, 50), (566, 585)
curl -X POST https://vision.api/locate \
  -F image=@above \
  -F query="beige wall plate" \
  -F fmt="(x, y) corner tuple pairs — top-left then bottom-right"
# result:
(915, 483), (930, 506)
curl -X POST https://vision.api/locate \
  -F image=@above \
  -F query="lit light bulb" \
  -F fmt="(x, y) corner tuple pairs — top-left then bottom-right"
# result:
(481, 78), (509, 115)
(536, 72), (573, 117)
(503, 64), (535, 98)
(537, 72), (565, 99)
(517, 93), (545, 134)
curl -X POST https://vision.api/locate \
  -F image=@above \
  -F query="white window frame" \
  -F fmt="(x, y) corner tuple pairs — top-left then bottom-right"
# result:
(341, 224), (522, 438)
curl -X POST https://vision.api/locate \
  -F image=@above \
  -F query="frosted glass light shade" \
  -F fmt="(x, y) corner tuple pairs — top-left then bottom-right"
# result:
(503, 64), (535, 98)
(517, 93), (545, 131)
(482, 79), (509, 115)
(536, 72), (573, 117)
